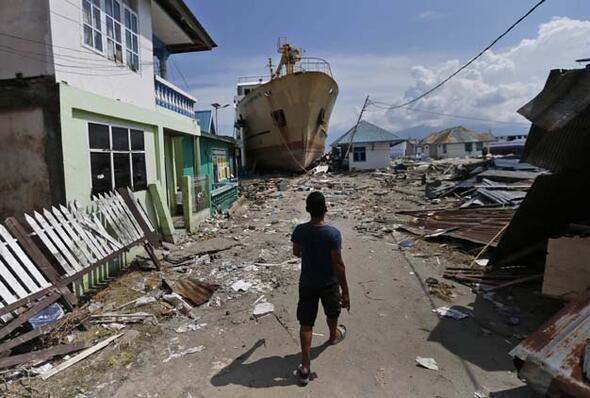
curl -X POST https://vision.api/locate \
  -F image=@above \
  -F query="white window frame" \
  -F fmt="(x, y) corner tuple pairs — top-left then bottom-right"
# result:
(80, 0), (141, 72)
(353, 146), (366, 162)
(104, 0), (123, 63)
(88, 122), (147, 194)
(82, 0), (104, 53)
(124, 6), (140, 71)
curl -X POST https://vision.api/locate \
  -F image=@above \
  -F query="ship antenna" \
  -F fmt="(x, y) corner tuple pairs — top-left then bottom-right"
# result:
(267, 58), (274, 78)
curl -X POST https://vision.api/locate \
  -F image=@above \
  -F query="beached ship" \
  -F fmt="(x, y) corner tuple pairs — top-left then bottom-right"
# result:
(235, 42), (338, 171)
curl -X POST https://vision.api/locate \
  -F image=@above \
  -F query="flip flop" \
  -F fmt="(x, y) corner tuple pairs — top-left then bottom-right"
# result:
(331, 324), (347, 345)
(296, 364), (310, 386)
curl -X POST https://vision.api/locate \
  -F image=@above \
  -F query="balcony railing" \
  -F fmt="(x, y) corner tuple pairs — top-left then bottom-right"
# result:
(154, 75), (196, 117)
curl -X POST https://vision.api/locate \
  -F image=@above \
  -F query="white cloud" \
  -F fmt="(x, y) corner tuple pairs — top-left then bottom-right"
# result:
(180, 17), (590, 143)
(375, 17), (590, 135)
(414, 10), (449, 22)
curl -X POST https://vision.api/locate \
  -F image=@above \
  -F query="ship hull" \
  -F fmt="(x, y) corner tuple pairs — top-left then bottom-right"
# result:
(237, 72), (338, 171)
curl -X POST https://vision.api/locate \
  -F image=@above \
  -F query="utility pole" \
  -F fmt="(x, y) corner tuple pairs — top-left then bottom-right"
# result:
(343, 95), (370, 163)
(211, 103), (230, 135)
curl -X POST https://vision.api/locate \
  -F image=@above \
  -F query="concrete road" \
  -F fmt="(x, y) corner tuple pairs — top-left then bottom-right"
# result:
(110, 210), (529, 397)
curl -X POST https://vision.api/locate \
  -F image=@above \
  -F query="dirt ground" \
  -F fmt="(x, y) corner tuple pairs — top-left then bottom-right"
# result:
(5, 170), (558, 397)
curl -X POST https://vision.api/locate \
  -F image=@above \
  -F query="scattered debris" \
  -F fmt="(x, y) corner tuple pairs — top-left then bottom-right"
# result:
(90, 312), (158, 325)
(231, 280), (252, 292)
(40, 333), (124, 380)
(253, 302), (274, 318)
(432, 306), (469, 320)
(164, 278), (219, 306)
(416, 356), (439, 371)
(163, 345), (206, 363)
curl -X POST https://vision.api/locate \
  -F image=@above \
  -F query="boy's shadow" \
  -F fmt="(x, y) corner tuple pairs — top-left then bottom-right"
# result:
(210, 339), (330, 388)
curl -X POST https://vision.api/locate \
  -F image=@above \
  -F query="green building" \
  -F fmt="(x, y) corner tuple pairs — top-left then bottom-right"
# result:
(0, 0), (238, 243)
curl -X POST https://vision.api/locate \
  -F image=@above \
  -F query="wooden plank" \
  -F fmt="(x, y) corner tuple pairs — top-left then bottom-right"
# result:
(69, 203), (119, 253)
(0, 225), (50, 289)
(0, 342), (89, 370)
(55, 206), (104, 261)
(112, 192), (144, 238)
(483, 274), (543, 292)
(0, 292), (60, 341)
(60, 205), (109, 258)
(0, 256), (30, 299)
(42, 209), (91, 268)
(95, 194), (132, 244)
(118, 188), (159, 245)
(3, 218), (77, 310)
(40, 333), (124, 380)
(0, 238), (42, 294)
(0, 276), (17, 307)
(48, 208), (96, 265)
(542, 237), (590, 300)
(125, 187), (156, 232)
(106, 195), (141, 242)
(0, 287), (55, 318)
(88, 214), (123, 251)
(0, 324), (55, 353)
(24, 214), (77, 276)
(33, 211), (83, 273)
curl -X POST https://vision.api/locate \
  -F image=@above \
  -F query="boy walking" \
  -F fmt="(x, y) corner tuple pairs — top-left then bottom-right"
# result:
(291, 191), (350, 385)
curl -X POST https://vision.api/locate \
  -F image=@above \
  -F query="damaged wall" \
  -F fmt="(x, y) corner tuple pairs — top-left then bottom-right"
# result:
(0, 76), (64, 219)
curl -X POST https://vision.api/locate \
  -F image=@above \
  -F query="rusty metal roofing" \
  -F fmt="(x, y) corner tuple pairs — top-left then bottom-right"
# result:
(519, 67), (590, 172)
(510, 289), (590, 397)
(491, 172), (590, 265)
(398, 207), (514, 246)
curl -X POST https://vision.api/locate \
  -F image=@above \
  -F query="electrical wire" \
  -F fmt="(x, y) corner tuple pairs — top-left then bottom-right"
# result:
(171, 58), (191, 92)
(369, 102), (530, 126)
(369, 0), (547, 110)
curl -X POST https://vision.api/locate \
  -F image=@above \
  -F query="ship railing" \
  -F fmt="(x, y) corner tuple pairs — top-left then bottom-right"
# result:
(296, 57), (333, 77)
(237, 75), (271, 84)
(154, 75), (196, 118)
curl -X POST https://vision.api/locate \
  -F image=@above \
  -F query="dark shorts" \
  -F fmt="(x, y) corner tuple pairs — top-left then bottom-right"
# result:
(297, 283), (341, 327)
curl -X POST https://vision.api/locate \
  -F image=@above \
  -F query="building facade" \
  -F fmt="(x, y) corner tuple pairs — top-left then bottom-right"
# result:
(331, 120), (404, 170)
(419, 126), (496, 159)
(0, 0), (236, 241)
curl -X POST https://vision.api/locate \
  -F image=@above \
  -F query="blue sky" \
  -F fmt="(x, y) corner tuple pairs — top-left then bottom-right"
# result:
(170, 0), (590, 142)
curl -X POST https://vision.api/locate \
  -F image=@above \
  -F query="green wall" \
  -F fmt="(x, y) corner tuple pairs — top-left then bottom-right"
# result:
(199, 136), (237, 212)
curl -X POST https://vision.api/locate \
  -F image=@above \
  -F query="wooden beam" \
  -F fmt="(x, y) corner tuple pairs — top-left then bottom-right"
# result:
(0, 292), (60, 341)
(3, 218), (77, 309)
(0, 342), (89, 369)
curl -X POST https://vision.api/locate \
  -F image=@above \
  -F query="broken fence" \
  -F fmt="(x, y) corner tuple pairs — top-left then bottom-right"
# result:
(0, 188), (160, 368)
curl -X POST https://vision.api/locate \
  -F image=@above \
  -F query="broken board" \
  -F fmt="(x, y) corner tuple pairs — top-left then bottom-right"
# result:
(542, 236), (590, 300)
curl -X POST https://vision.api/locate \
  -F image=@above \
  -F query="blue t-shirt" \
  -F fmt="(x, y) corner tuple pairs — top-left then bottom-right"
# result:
(291, 222), (341, 288)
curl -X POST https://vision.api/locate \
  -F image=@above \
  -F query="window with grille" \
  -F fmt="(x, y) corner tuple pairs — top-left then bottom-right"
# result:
(88, 122), (147, 196)
(82, 0), (103, 52)
(465, 142), (473, 152)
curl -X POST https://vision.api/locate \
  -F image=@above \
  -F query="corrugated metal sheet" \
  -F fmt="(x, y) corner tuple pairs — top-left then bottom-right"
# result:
(519, 67), (590, 172)
(399, 207), (514, 246)
(491, 172), (590, 265)
(510, 289), (590, 397)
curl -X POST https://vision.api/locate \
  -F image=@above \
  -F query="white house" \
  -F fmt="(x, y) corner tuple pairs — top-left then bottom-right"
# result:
(420, 126), (496, 159)
(331, 120), (404, 170)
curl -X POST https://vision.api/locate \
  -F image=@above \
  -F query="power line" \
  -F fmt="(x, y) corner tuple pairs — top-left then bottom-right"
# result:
(170, 58), (191, 92)
(369, 102), (530, 126)
(370, 0), (547, 111)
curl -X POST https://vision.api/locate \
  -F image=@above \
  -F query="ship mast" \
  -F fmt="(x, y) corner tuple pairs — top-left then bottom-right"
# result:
(273, 42), (301, 79)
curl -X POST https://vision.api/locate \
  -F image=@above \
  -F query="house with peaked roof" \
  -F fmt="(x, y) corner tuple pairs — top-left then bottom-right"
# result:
(331, 120), (404, 170)
(420, 126), (495, 159)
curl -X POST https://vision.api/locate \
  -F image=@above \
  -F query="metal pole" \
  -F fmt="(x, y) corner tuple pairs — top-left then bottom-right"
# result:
(343, 95), (370, 164)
